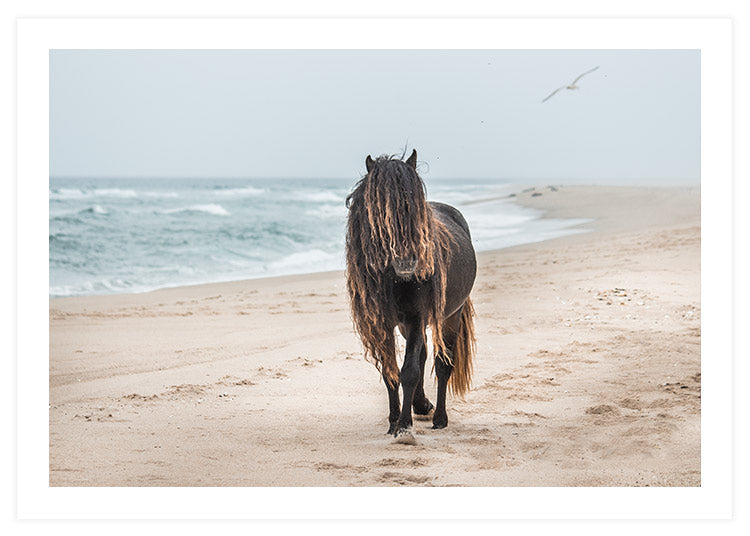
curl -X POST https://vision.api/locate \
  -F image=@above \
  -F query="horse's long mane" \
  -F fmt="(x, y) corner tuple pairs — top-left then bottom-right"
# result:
(345, 154), (454, 386)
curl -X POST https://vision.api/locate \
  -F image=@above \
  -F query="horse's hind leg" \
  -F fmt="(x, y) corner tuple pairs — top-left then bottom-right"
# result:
(412, 344), (434, 416)
(433, 308), (462, 430)
(384, 373), (400, 435)
(433, 352), (453, 429)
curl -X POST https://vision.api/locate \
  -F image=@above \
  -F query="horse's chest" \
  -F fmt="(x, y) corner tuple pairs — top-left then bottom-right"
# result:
(393, 280), (430, 319)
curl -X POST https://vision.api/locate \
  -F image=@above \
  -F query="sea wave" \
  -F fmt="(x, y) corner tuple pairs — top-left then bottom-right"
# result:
(304, 204), (347, 219)
(50, 277), (138, 297)
(213, 186), (266, 197)
(143, 191), (180, 198)
(51, 204), (110, 219)
(291, 190), (345, 203)
(93, 188), (138, 198)
(268, 249), (342, 273)
(51, 187), (179, 200)
(161, 203), (230, 216)
(90, 204), (108, 215)
(50, 188), (91, 200)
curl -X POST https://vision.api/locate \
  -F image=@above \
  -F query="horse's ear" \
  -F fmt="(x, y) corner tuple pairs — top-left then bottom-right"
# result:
(365, 155), (375, 173)
(405, 149), (417, 170)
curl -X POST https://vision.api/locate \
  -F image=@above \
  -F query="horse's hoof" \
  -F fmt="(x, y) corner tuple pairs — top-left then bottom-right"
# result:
(386, 422), (398, 436)
(393, 428), (417, 445)
(432, 415), (448, 429)
(413, 400), (434, 417)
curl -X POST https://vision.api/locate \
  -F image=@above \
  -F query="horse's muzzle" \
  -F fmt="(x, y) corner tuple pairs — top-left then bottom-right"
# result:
(392, 257), (418, 278)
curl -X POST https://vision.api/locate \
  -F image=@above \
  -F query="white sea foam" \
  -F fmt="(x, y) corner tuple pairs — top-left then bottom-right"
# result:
(93, 188), (138, 198)
(268, 249), (342, 273)
(49, 285), (78, 297)
(305, 204), (347, 219)
(50, 204), (109, 219)
(213, 186), (265, 197)
(51, 187), (140, 200)
(51, 187), (178, 200)
(50, 277), (137, 298)
(143, 191), (180, 198)
(50, 188), (88, 200)
(292, 190), (344, 203)
(162, 203), (230, 216)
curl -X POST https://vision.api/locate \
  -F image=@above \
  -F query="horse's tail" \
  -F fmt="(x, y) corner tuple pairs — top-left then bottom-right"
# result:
(448, 297), (476, 398)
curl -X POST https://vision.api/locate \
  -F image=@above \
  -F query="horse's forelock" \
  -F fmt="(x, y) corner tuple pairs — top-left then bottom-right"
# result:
(353, 157), (435, 276)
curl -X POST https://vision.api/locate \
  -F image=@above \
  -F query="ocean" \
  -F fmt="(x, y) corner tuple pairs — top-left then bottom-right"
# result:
(49, 177), (589, 298)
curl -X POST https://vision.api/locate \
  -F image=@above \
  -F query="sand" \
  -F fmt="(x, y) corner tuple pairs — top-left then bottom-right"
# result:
(49, 184), (701, 486)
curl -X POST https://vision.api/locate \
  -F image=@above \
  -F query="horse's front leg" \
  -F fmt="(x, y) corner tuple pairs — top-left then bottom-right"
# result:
(394, 320), (424, 440)
(412, 344), (434, 416)
(384, 373), (400, 435)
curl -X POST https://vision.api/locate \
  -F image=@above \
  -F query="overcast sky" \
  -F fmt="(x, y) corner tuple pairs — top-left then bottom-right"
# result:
(50, 49), (699, 182)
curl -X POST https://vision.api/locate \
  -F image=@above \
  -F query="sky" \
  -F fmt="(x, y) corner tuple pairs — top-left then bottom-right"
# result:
(50, 49), (700, 183)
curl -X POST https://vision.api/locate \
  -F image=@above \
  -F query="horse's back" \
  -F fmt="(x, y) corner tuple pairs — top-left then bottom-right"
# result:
(430, 201), (476, 316)
(430, 201), (472, 241)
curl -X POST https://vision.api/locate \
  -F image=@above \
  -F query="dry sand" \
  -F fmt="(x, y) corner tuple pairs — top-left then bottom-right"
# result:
(49, 184), (700, 486)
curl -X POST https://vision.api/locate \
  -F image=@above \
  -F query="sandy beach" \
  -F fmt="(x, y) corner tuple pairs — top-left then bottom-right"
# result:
(49, 184), (700, 486)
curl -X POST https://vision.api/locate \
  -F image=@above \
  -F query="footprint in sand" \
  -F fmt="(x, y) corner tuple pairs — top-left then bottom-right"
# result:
(585, 404), (621, 416)
(255, 366), (289, 380)
(618, 398), (642, 410)
(290, 356), (323, 367)
(377, 457), (429, 468)
(314, 462), (368, 475)
(73, 407), (126, 422)
(378, 471), (432, 485)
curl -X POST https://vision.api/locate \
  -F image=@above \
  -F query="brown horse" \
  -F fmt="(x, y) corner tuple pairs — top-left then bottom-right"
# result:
(345, 149), (477, 442)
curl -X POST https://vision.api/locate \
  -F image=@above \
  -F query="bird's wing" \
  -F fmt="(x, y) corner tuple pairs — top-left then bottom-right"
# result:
(571, 66), (599, 85)
(541, 86), (565, 103)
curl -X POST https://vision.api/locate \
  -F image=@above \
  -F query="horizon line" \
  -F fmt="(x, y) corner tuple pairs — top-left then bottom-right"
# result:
(49, 175), (700, 183)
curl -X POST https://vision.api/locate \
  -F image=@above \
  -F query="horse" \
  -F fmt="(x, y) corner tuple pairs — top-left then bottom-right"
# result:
(345, 149), (477, 442)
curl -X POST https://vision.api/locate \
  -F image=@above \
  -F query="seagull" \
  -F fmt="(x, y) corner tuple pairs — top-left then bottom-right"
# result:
(541, 66), (599, 103)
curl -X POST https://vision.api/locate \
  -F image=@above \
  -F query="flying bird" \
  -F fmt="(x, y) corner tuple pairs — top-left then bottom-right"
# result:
(541, 66), (600, 103)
